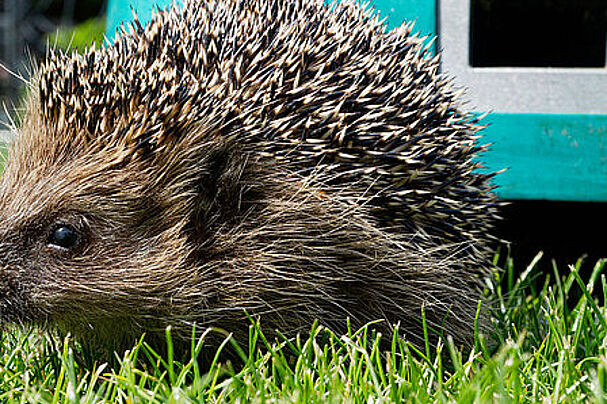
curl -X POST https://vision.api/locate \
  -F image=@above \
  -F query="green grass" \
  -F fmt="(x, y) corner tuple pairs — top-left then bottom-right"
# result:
(0, 144), (7, 175)
(1, 253), (606, 403)
(48, 18), (106, 52)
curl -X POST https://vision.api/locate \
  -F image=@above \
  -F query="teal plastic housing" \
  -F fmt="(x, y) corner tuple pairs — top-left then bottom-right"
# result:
(106, 0), (176, 39)
(106, 0), (607, 202)
(106, 0), (432, 38)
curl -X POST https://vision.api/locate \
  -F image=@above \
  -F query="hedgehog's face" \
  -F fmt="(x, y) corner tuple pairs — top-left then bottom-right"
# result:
(0, 139), (196, 332)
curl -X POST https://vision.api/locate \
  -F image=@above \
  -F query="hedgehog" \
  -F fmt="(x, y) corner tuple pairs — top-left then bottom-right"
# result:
(0, 0), (499, 354)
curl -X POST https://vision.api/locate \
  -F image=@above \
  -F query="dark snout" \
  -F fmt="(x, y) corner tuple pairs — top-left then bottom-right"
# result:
(0, 242), (40, 325)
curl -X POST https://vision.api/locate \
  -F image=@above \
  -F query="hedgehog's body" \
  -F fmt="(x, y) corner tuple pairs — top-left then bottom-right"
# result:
(0, 0), (498, 352)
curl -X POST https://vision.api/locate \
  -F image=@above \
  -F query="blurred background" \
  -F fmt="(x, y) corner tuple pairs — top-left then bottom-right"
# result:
(0, 0), (105, 127)
(0, 0), (605, 275)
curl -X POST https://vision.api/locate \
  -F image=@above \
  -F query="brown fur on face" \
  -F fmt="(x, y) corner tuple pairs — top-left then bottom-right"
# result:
(0, 0), (498, 353)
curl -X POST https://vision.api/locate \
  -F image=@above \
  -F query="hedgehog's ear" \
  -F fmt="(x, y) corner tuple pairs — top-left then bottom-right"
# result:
(193, 145), (254, 238)
(157, 138), (251, 238)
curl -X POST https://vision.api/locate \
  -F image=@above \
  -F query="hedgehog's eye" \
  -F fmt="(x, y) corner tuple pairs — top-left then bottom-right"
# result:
(48, 225), (79, 250)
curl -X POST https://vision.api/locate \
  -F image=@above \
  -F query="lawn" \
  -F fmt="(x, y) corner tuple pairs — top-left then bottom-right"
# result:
(0, 252), (606, 403)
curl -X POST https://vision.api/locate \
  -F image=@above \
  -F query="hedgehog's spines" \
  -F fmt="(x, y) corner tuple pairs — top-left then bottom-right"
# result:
(35, 0), (498, 267)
